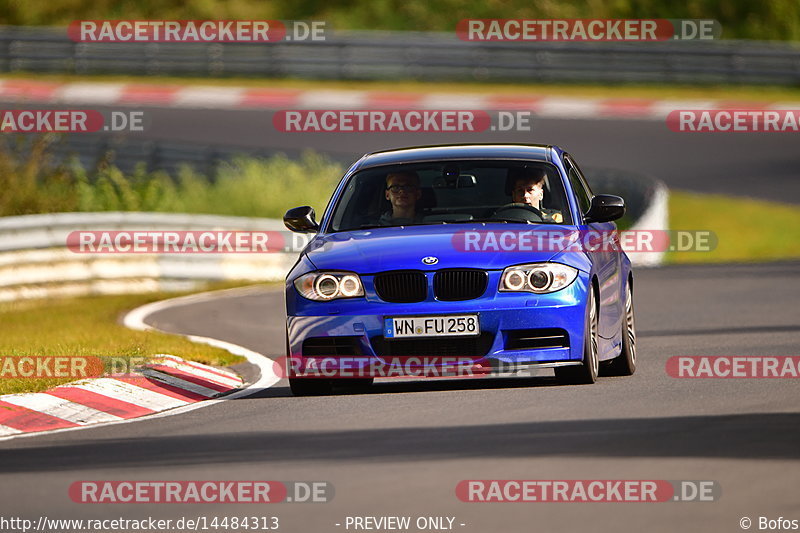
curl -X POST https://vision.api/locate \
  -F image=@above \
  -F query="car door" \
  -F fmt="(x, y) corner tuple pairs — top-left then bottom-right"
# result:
(563, 154), (623, 350)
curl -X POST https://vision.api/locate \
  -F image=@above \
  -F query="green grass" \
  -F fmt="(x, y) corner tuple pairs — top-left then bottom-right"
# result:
(1, 0), (799, 41)
(665, 190), (800, 263)
(0, 285), (262, 395)
(0, 137), (344, 218)
(7, 72), (800, 102)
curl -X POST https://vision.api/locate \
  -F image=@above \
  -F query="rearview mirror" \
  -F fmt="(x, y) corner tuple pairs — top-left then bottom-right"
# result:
(433, 174), (477, 189)
(284, 206), (319, 233)
(584, 195), (625, 223)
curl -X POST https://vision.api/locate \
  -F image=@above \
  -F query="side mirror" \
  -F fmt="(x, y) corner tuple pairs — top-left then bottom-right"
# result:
(584, 194), (625, 223)
(283, 206), (319, 233)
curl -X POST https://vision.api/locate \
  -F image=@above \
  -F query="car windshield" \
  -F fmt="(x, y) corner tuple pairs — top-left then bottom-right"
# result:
(328, 160), (573, 232)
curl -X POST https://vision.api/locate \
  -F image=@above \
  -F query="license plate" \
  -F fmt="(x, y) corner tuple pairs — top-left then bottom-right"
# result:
(384, 314), (480, 339)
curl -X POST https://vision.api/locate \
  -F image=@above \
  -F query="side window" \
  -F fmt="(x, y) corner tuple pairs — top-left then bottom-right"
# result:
(563, 155), (591, 216)
(568, 155), (594, 197)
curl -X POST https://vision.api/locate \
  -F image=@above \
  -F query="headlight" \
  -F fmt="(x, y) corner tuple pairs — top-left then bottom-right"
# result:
(500, 263), (578, 294)
(294, 271), (365, 301)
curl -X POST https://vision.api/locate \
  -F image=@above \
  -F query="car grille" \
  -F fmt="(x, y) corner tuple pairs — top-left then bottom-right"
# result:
(302, 336), (364, 357)
(434, 269), (488, 301)
(370, 333), (494, 358)
(374, 271), (428, 303)
(504, 329), (569, 350)
(373, 269), (489, 303)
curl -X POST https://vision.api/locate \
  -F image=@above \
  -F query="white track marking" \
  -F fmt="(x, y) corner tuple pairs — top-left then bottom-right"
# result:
(421, 94), (490, 109)
(535, 97), (601, 118)
(298, 90), (368, 108)
(173, 86), (246, 108)
(55, 83), (124, 104)
(0, 425), (23, 436)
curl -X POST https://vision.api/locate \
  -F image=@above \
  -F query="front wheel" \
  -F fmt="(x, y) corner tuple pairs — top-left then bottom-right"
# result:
(606, 281), (636, 376)
(336, 378), (374, 393)
(555, 286), (599, 385)
(289, 377), (333, 396)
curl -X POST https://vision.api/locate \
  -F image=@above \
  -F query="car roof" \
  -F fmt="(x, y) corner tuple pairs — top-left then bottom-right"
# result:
(356, 143), (556, 170)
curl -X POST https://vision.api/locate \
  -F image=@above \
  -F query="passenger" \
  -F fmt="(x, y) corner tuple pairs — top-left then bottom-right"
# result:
(379, 171), (423, 225)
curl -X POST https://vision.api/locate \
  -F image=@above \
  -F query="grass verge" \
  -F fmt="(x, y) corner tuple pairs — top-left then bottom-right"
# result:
(666, 191), (800, 264)
(0, 283), (264, 395)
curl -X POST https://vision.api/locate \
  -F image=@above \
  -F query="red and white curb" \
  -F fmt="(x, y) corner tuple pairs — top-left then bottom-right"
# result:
(0, 355), (241, 437)
(0, 286), (281, 440)
(1, 79), (797, 120)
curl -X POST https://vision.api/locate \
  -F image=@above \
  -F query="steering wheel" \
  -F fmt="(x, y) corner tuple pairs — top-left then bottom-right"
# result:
(491, 203), (544, 222)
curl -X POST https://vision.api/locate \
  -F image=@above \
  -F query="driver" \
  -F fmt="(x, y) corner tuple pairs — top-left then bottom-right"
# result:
(379, 171), (423, 225)
(509, 168), (563, 223)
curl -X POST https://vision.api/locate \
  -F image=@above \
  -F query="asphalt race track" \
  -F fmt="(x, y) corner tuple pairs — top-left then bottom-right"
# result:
(0, 106), (798, 533)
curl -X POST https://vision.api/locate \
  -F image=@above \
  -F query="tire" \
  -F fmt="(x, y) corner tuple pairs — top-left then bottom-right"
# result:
(289, 377), (333, 396)
(336, 378), (375, 393)
(555, 285), (599, 385)
(606, 281), (636, 376)
(286, 331), (334, 396)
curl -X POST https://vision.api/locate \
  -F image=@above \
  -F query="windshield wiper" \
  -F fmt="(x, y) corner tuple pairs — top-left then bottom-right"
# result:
(465, 217), (539, 224)
(355, 221), (448, 230)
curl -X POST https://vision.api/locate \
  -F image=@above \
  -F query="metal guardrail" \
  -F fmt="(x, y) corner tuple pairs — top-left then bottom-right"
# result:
(0, 212), (301, 302)
(1, 26), (800, 85)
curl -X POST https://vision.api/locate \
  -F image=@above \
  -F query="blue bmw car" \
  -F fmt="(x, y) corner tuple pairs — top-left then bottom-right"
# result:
(283, 144), (636, 395)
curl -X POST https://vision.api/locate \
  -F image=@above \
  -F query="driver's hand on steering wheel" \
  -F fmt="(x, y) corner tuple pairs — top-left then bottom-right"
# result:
(492, 203), (544, 222)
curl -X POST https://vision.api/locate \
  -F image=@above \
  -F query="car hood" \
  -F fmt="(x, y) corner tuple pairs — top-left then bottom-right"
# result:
(304, 224), (581, 273)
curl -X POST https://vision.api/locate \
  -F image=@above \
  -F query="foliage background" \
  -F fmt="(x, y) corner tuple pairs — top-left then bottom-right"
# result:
(0, 0), (798, 41)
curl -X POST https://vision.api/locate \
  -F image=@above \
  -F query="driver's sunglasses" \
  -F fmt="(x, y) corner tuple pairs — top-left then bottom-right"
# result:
(386, 184), (418, 192)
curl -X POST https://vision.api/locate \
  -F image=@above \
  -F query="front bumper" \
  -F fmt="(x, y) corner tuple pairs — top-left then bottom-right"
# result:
(286, 271), (590, 376)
